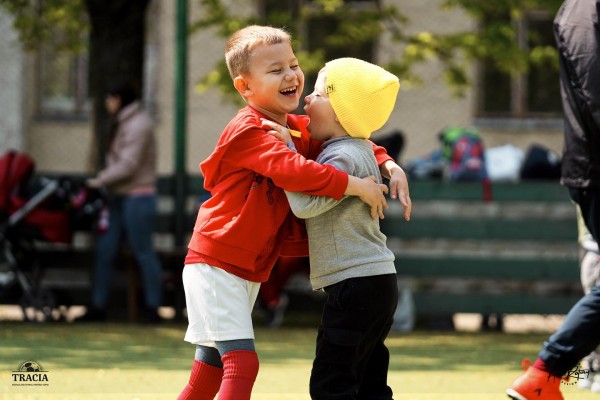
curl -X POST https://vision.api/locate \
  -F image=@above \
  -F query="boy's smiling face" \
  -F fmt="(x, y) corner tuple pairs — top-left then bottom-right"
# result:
(234, 42), (304, 125)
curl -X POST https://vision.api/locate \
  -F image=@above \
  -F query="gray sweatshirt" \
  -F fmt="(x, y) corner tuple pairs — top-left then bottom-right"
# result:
(285, 136), (396, 290)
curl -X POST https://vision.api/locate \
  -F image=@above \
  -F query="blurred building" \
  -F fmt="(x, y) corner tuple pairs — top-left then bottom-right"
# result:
(0, 0), (563, 175)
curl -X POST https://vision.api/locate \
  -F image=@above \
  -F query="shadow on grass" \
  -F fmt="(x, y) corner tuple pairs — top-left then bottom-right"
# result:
(385, 331), (547, 372)
(0, 320), (548, 373)
(0, 321), (191, 371)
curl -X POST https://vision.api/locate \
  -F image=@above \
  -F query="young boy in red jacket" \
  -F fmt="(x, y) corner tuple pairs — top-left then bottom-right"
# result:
(177, 25), (411, 400)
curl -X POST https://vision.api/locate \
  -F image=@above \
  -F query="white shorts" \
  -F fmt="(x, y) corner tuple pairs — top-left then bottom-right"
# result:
(182, 263), (261, 346)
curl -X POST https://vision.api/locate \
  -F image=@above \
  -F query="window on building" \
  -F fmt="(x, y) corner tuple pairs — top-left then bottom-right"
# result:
(478, 11), (561, 120)
(304, 0), (379, 96)
(36, 47), (90, 119)
(305, 13), (375, 62)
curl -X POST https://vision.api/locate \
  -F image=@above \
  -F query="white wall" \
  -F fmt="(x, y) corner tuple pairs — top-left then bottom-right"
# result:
(0, 11), (24, 153)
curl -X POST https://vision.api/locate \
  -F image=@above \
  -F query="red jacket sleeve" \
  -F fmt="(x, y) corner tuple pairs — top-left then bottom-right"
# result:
(227, 127), (348, 199)
(371, 140), (394, 166)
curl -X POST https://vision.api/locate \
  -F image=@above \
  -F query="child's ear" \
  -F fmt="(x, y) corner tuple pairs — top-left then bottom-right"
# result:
(233, 76), (252, 97)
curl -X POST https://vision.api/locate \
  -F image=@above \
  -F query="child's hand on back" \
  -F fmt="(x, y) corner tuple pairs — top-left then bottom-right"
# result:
(346, 176), (389, 220)
(361, 176), (389, 220)
(261, 119), (293, 145)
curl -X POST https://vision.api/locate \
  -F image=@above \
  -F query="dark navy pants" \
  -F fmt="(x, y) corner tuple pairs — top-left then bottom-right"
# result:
(310, 273), (398, 400)
(540, 186), (600, 376)
(92, 194), (162, 310)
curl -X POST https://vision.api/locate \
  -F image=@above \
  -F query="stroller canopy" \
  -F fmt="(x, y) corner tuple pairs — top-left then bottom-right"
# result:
(0, 150), (35, 214)
(0, 150), (72, 243)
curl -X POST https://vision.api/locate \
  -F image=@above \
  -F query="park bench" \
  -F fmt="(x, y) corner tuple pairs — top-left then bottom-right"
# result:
(380, 180), (583, 321)
(1, 174), (584, 325)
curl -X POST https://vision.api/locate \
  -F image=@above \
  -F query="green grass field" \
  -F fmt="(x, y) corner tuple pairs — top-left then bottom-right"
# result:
(0, 319), (595, 400)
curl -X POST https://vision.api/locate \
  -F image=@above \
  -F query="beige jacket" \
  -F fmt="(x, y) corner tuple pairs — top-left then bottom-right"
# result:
(96, 101), (157, 195)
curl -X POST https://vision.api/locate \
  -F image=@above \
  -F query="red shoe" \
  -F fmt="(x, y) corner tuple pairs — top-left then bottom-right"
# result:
(506, 359), (564, 400)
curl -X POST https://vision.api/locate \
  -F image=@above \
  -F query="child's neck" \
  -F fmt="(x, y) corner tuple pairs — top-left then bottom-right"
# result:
(249, 105), (288, 126)
(321, 131), (352, 142)
(331, 130), (351, 139)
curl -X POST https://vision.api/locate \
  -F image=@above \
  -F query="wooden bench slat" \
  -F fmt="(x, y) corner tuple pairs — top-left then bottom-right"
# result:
(408, 181), (570, 202)
(412, 292), (582, 315)
(155, 213), (196, 233)
(394, 255), (580, 280)
(381, 217), (577, 241)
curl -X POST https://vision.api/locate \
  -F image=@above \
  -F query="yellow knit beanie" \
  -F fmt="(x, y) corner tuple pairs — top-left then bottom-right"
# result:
(325, 58), (400, 139)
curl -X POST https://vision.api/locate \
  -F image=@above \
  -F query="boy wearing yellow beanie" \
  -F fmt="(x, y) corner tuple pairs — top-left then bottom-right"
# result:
(263, 57), (406, 399)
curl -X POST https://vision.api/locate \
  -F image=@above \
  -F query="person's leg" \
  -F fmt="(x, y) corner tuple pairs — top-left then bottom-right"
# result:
(507, 286), (600, 399)
(215, 339), (259, 400)
(122, 194), (162, 311)
(309, 274), (397, 400)
(180, 263), (261, 400)
(258, 258), (287, 307)
(91, 197), (124, 310)
(356, 276), (398, 400)
(507, 187), (600, 399)
(257, 256), (308, 328)
(178, 345), (224, 400)
(537, 285), (600, 376)
(576, 234), (600, 389)
(537, 187), (600, 376)
(179, 340), (261, 400)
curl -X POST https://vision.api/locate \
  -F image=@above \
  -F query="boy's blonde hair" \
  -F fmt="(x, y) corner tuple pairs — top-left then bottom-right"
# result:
(225, 25), (292, 79)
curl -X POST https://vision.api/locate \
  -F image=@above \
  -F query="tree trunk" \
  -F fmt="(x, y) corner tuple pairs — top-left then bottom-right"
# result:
(84, 0), (151, 170)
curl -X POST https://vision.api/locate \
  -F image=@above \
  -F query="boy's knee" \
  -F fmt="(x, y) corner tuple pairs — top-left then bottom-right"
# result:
(218, 351), (259, 400)
(221, 350), (259, 381)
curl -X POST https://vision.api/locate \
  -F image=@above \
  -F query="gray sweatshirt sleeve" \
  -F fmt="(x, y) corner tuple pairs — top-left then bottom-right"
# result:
(285, 190), (347, 219)
(285, 151), (353, 219)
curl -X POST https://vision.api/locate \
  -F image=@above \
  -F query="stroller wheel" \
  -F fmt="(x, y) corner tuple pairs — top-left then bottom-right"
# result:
(20, 287), (57, 323)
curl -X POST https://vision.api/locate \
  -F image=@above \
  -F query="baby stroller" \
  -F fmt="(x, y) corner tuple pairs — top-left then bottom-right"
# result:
(0, 150), (105, 322)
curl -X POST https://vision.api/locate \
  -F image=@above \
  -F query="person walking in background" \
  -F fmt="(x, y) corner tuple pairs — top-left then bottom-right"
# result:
(506, 1), (600, 399)
(256, 255), (309, 328)
(263, 57), (406, 399)
(177, 25), (410, 400)
(75, 82), (163, 324)
(575, 205), (600, 392)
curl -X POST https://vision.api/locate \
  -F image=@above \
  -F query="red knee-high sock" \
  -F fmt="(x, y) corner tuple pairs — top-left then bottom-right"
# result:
(178, 360), (223, 400)
(217, 350), (260, 400)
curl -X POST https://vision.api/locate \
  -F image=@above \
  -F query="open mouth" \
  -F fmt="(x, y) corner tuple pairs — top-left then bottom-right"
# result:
(280, 87), (297, 96)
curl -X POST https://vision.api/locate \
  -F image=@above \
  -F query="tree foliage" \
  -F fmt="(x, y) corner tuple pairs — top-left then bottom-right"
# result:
(1, 0), (150, 169)
(0, 0), (565, 104)
(1, 0), (88, 52)
(191, 0), (564, 100)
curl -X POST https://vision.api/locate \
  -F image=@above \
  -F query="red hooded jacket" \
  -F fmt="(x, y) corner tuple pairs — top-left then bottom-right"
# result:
(186, 106), (392, 282)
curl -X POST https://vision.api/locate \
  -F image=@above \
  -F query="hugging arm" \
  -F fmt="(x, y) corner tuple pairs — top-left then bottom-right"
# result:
(285, 191), (344, 219)
(262, 119), (388, 220)
(380, 159), (411, 221)
(371, 142), (411, 221)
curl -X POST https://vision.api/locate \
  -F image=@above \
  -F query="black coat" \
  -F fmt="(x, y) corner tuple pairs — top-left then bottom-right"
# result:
(554, 0), (600, 188)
